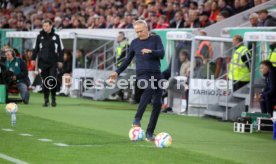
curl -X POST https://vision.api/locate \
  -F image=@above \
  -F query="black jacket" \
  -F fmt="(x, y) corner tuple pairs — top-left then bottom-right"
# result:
(262, 67), (276, 99)
(32, 28), (64, 70)
(258, 15), (276, 27)
(169, 20), (185, 28)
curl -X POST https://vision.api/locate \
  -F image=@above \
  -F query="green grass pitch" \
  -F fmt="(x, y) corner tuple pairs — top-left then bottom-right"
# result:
(0, 93), (276, 164)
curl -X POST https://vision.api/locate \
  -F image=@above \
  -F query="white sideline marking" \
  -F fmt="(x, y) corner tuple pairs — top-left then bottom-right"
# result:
(54, 143), (69, 147)
(19, 133), (33, 137)
(70, 144), (104, 147)
(2, 128), (14, 132)
(0, 153), (28, 164)
(37, 138), (53, 142)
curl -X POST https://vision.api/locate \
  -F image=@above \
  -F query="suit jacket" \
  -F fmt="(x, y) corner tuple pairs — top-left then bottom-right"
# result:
(262, 67), (276, 99)
(169, 20), (185, 28)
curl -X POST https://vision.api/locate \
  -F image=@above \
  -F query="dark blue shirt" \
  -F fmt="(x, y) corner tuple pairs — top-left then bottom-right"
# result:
(262, 67), (276, 98)
(116, 35), (164, 76)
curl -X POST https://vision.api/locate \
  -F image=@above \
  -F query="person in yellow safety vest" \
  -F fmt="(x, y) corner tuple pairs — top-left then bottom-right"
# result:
(268, 42), (276, 67)
(116, 31), (129, 67)
(228, 35), (252, 91)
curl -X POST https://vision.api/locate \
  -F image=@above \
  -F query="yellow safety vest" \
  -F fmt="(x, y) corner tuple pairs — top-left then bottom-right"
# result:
(268, 49), (276, 67)
(228, 45), (251, 82)
(116, 40), (128, 67)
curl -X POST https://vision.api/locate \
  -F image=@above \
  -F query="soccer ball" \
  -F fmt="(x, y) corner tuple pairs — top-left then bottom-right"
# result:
(5, 103), (18, 113)
(155, 132), (172, 148)
(128, 127), (145, 141)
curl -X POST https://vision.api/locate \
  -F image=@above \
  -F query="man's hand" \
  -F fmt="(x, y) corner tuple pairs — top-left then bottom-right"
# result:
(141, 49), (152, 55)
(58, 62), (63, 68)
(108, 72), (118, 81)
(31, 60), (36, 66)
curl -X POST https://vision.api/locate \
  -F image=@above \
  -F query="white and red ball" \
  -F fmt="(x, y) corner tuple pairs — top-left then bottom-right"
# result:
(5, 103), (18, 113)
(128, 127), (145, 141)
(155, 132), (172, 148)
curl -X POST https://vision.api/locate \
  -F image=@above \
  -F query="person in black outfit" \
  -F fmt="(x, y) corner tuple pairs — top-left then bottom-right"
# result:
(259, 60), (276, 116)
(257, 9), (276, 27)
(57, 51), (72, 96)
(109, 20), (164, 141)
(32, 19), (64, 107)
(169, 11), (185, 28)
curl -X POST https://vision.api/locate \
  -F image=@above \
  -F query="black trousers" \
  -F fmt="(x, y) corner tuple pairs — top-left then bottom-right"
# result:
(135, 73), (163, 135)
(41, 66), (57, 102)
(260, 96), (276, 117)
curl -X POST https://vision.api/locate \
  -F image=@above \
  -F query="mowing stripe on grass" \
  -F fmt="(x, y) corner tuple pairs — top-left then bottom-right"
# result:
(2, 128), (14, 132)
(0, 153), (28, 164)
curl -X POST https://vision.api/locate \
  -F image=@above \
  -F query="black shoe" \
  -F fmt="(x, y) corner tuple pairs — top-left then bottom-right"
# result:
(132, 119), (141, 127)
(51, 101), (57, 107)
(145, 133), (155, 142)
(23, 99), (29, 104)
(43, 101), (49, 107)
(162, 107), (173, 113)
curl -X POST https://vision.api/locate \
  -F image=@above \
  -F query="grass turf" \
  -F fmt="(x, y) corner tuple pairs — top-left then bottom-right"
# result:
(0, 93), (275, 164)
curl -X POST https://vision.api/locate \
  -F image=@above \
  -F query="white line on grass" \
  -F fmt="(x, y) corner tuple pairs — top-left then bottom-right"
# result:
(69, 144), (104, 147)
(2, 128), (14, 132)
(37, 138), (53, 142)
(0, 153), (28, 164)
(19, 133), (33, 137)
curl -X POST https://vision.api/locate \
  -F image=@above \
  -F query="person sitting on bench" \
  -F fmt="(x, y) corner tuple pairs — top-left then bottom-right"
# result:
(4, 48), (30, 104)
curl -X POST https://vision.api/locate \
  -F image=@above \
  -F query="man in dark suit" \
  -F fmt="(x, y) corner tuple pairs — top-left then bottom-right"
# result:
(257, 9), (276, 27)
(169, 11), (185, 29)
(259, 60), (276, 116)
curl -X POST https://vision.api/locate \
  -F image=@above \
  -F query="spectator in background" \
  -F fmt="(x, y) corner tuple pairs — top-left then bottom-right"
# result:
(54, 16), (63, 30)
(155, 15), (169, 29)
(58, 51), (72, 96)
(22, 49), (35, 86)
(209, 1), (220, 23)
(257, 9), (276, 27)
(189, 10), (201, 28)
(124, 15), (134, 29)
(76, 49), (85, 68)
(249, 13), (259, 27)
(199, 12), (211, 27)
(97, 16), (106, 28)
(238, 0), (251, 13)
(218, 0), (234, 16)
(259, 60), (276, 116)
(170, 11), (184, 28)
(16, 20), (28, 31)
(62, 17), (72, 29)
(72, 19), (85, 28)
(189, 1), (198, 10)
(203, 1), (212, 15)
(254, 0), (262, 6)
(216, 10), (230, 22)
